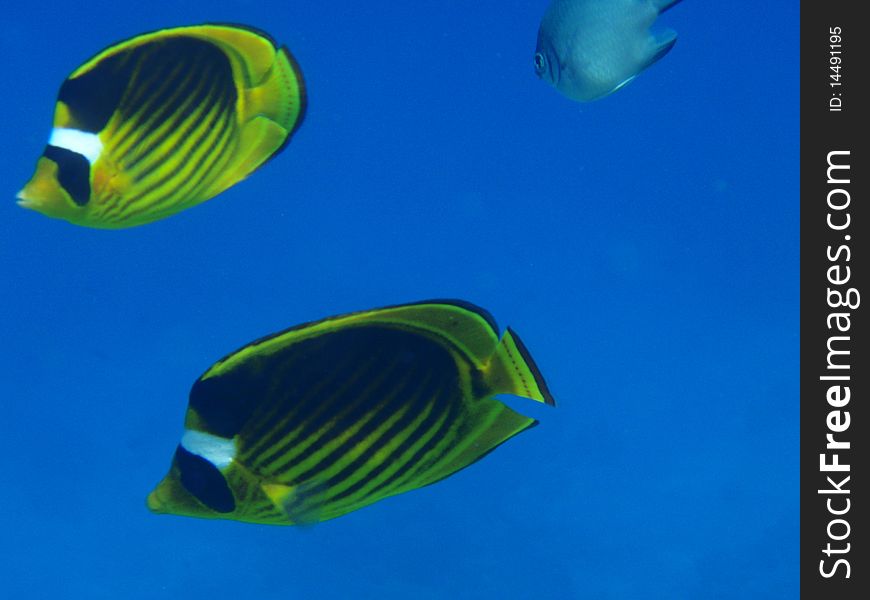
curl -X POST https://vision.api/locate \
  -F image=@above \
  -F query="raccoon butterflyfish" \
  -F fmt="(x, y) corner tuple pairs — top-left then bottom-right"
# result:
(147, 300), (555, 526)
(17, 23), (306, 228)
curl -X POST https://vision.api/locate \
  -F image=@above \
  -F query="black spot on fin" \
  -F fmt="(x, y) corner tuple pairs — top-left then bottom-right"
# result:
(43, 145), (91, 206)
(174, 446), (235, 513)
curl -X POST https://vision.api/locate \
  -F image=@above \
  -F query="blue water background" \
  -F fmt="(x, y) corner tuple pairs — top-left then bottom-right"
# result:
(0, 1), (798, 598)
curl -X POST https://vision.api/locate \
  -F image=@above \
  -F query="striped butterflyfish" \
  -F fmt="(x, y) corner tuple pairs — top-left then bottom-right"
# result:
(147, 300), (555, 525)
(17, 24), (306, 228)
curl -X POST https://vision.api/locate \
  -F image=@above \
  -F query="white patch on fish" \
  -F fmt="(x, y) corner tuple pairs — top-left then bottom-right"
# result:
(181, 429), (237, 470)
(48, 128), (104, 164)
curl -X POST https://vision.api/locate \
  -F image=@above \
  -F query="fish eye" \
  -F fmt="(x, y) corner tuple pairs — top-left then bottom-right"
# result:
(534, 52), (546, 73)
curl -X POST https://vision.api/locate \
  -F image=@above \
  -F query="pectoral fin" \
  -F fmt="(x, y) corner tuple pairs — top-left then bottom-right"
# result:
(261, 481), (326, 526)
(654, 0), (683, 14)
(642, 30), (677, 72)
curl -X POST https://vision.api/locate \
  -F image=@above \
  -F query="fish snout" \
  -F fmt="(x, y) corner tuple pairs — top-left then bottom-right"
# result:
(15, 189), (35, 209)
(146, 488), (166, 513)
(146, 477), (175, 514)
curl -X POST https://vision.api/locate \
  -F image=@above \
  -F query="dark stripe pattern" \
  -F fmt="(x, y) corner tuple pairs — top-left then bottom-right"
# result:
(73, 37), (239, 224)
(192, 325), (502, 523)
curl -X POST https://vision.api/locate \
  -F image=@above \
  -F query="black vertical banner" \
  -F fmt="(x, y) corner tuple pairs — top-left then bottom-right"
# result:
(801, 2), (868, 597)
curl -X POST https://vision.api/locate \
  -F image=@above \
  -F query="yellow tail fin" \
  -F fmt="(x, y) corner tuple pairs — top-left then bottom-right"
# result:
(486, 328), (555, 406)
(243, 46), (306, 137)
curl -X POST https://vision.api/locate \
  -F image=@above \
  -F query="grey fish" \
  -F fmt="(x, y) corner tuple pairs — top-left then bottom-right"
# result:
(534, 0), (682, 101)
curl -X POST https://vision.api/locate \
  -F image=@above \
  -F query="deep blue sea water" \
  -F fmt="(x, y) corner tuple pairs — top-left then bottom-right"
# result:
(0, 1), (798, 598)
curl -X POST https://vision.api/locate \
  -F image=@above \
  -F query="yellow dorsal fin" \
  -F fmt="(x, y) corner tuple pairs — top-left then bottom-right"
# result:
(195, 25), (278, 84)
(203, 300), (502, 381)
(202, 25), (306, 137)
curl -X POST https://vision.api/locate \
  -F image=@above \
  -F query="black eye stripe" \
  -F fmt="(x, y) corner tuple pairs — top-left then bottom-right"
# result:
(42, 145), (91, 206)
(174, 445), (236, 513)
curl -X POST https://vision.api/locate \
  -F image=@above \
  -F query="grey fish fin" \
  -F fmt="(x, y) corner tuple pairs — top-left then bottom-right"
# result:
(654, 0), (683, 14)
(612, 75), (638, 94)
(261, 480), (326, 526)
(642, 31), (677, 71)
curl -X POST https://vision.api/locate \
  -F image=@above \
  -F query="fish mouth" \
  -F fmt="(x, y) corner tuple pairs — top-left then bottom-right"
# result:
(146, 486), (168, 513)
(15, 189), (36, 209)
